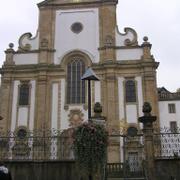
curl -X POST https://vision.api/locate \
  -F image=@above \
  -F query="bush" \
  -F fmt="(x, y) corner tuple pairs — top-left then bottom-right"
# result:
(73, 122), (108, 174)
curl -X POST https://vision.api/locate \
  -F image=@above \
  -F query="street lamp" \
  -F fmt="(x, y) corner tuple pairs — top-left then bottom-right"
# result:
(81, 67), (99, 120)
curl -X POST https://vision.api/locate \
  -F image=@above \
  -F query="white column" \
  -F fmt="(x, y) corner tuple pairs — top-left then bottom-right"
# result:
(29, 80), (36, 131)
(118, 77), (125, 120)
(94, 81), (101, 103)
(11, 80), (20, 131)
(51, 83), (59, 130)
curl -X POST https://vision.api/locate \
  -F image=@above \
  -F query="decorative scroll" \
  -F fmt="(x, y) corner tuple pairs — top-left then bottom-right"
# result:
(18, 31), (39, 51)
(116, 27), (138, 46)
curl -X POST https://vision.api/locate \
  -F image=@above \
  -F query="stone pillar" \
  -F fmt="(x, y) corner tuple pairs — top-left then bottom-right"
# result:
(91, 102), (106, 180)
(4, 43), (15, 66)
(141, 36), (160, 129)
(138, 102), (156, 180)
(35, 72), (48, 130)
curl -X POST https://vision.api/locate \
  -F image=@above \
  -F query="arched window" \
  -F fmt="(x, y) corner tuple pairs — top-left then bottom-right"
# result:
(125, 80), (136, 103)
(19, 83), (30, 105)
(67, 57), (85, 104)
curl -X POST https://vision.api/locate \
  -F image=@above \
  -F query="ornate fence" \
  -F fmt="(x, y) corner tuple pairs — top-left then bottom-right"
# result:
(0, 129), (74, 161)
(154, 128), (180, 158)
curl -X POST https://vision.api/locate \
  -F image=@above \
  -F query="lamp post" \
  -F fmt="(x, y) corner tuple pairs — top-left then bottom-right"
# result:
(81, 67), (99, 120)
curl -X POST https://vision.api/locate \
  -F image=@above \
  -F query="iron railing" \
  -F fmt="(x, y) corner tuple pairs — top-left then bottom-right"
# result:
(154, 132), (180, 158)
(0, 130), (74, 161)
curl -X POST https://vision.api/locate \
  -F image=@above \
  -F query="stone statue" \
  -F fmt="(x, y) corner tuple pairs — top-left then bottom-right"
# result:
(142, 102), (152, 116)
(94, 102), (102, 118)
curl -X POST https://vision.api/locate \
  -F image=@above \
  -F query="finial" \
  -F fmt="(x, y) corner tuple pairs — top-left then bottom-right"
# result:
(143, 36), (148, 42)
(9, 43), (14, 49)
(142, 36), (151, 48)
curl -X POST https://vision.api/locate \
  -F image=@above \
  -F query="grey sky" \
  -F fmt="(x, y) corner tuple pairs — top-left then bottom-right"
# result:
(0, 0), (179, 91)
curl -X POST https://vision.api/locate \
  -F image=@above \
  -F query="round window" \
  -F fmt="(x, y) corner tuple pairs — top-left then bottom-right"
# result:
(71, 22), (83, 34)
(127, 127), (138, 137)
(17, 128), (27, 139)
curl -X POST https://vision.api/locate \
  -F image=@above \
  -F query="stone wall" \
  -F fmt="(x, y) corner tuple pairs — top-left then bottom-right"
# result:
(5, 160), (80, 180)
(155, 159), (180, 180)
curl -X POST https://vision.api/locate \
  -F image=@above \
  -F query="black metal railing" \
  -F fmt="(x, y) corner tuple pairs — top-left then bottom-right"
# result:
(0, 130), (74, 161)
(154, 130), (180, 159)
(106, 162), (145, 178)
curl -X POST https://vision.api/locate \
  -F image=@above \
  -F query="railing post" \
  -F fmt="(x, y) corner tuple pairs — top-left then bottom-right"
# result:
(138, 102), (156, 180)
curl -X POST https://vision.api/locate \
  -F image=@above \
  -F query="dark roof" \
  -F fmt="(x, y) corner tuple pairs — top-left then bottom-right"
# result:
(158, 87), (180, 101)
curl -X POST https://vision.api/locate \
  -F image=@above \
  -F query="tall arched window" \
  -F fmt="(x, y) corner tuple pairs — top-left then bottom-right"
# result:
(67, 57), (85, 104)
(125, 80), (136, 103)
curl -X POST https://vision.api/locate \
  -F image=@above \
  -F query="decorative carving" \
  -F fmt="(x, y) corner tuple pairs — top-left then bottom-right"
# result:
(116, 27), (138, 46)
(104, 35), (114, 46)
(124, 28), (138, 46)
(15, 126), (28, 139)
(68, 109), (84, 127)
(40, 38), (48, 49)
(18, 31), (39, 51)
(12, 142), (31, 158)
(94, 102), (102, 118)
(12, 126), (30, 159)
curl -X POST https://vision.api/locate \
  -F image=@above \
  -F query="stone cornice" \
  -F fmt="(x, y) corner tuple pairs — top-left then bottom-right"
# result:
(38, 0), (118, 9)
(0, 60), (159, 76)
(98, 45), (141, 50)
(15, 49), (56, 54)
(0, 64), (64, 74)
(92, 60), (159, 70)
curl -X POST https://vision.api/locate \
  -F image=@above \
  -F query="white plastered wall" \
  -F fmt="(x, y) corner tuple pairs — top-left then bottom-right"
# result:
(51, 83), (59, 130)
(94, 81), (101, 103)
(11, 81), (20, 131)
(29, 80), (36, 131)
(54, 8), (99, 64)
(118, 77), (125, 121)
(135, 76), (143, 117)
(11, 80), (36, 131)
(13, 53), (38, 65)
(60, 79), (88, 130)
(17, 107), (28, 126)
(159, 101), (180, 128)
(116, 49), (143, 61)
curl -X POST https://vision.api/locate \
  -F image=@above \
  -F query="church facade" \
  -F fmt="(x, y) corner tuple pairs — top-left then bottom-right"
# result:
(0, 0), (160, 162)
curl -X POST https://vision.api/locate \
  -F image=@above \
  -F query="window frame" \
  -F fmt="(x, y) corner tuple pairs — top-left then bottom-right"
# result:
(125, 79), (137, 103)
(168, 103), (176, 113)
(66, 57), (86, 105)
(18, 82), (30, 106)
(170, 121), (177, 133)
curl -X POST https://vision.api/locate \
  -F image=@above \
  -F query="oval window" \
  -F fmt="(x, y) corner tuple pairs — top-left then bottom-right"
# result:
(71, 22), (83, 34)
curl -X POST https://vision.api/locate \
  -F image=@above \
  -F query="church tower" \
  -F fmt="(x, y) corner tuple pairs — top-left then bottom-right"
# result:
(0, 0), (159, 162)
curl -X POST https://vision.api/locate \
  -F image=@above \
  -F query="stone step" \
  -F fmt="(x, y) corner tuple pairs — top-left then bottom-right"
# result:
(108, 178), (146, 180)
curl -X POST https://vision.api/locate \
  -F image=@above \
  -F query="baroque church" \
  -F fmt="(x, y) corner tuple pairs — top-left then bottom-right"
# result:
(0, 0), (169, 163)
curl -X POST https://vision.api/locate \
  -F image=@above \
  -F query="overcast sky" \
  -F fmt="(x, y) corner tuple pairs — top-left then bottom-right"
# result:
(0, 0), (179, 91)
